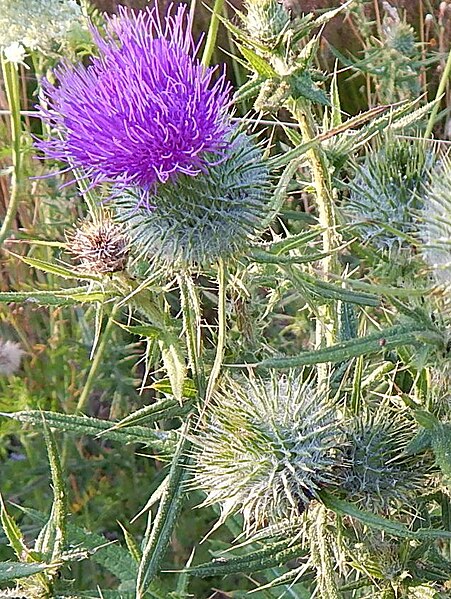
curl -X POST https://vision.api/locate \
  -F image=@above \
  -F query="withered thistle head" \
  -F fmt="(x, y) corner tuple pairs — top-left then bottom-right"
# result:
(67, 219), (128, 274)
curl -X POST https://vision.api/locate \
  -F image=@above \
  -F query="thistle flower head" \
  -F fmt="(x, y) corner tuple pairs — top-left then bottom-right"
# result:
(341, 409), (430, 512)
(0, 0), (84, 54)
(419, 159), (451, 290)
(37, 4), (232, 193)
(347, 137), (434, 249)
(192, 373), (344, 533)
(67, 219), (128, 274)
(0, 339), (25, 376)
(112, 133), (271, 269)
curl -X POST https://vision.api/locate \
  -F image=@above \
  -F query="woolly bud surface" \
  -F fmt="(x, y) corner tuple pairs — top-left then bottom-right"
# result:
(112, 133), (271, 269)
(37, 5), (231, 192)
(192, 373), (344, 533)
(347, 137), (434, 249)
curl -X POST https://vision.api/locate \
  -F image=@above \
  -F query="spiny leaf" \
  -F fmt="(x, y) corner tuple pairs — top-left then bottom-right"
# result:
(0, 561), (55, 581)
(255, 324), (439, 369)
(0, 495), (28, 560)
(8, 253), (101, 281)
(0, 288), (110, 306)
(136, 422), (190, 597)
(103, 396), (193, 433)
(0, 411), (177, 453)
(183, 538), (307, 577)
(321, 492), (451, 540)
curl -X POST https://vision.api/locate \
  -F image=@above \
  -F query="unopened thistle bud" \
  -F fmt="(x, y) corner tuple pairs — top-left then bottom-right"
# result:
(347, 137), (435, 249)
(113, 133), (271, 269)
(192, 373), (344, 533)
(67, 219), (128, 274)
(0, 339), (24, 376)
(245, 0), (290, 46)
(341, 409), (431, 512)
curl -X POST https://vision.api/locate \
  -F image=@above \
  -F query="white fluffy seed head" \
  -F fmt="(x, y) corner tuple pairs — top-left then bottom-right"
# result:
(0, 340), (24, 376)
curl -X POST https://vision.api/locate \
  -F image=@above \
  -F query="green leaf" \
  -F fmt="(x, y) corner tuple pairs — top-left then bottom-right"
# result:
(237, 44), (278, 78)
(151, 378), (196, 399)
(136, 422), (190, 597)
(0, 494), (28, 560)
(9, 253), (101, 281)
(0, 561), (55, 581)
(289, 72), (329, 106)
(104, 396), (193, 433)
(117, 522), (142, 563)
(321, 492), (451, 540)
(183, 538), (307, 577)
(0, 411), (177, 454)
(0, 288), (110, 306)
(256, 324), (435, 369)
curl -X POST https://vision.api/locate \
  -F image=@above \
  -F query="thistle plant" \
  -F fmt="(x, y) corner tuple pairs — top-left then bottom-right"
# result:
(3, 0), (451, 598)
(192, 372), (345, 533)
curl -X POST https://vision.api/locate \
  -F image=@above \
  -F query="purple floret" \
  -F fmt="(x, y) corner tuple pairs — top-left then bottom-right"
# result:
(37, 4), (232, 189)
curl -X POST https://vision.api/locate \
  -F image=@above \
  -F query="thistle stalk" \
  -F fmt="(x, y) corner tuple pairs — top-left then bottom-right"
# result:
(288, 98), (339, 348)
(0, 55), (23, 246)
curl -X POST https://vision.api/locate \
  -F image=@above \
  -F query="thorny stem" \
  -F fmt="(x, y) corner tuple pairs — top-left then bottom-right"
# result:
(178, 272), (206, 399)
(0, 57), (23, 246)
(288, 98), (339, 349)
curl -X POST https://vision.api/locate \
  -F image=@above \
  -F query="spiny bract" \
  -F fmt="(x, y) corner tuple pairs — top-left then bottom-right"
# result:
(192, 373), (344, 533)
(67, 219), (128, 274)
(341, 408), (431, 512)
(112, 133), (271, 269)
(347, 137), (434, 249)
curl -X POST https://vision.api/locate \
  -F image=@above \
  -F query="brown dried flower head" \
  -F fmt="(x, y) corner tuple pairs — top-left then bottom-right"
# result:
(67, 219), (129, 274)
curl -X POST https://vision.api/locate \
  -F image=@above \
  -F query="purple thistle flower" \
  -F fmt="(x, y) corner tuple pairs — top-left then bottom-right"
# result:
(37, 4), (232, 190)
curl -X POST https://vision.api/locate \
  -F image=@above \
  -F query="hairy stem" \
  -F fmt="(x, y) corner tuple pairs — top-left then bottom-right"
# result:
(288, 98), (339, 349)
